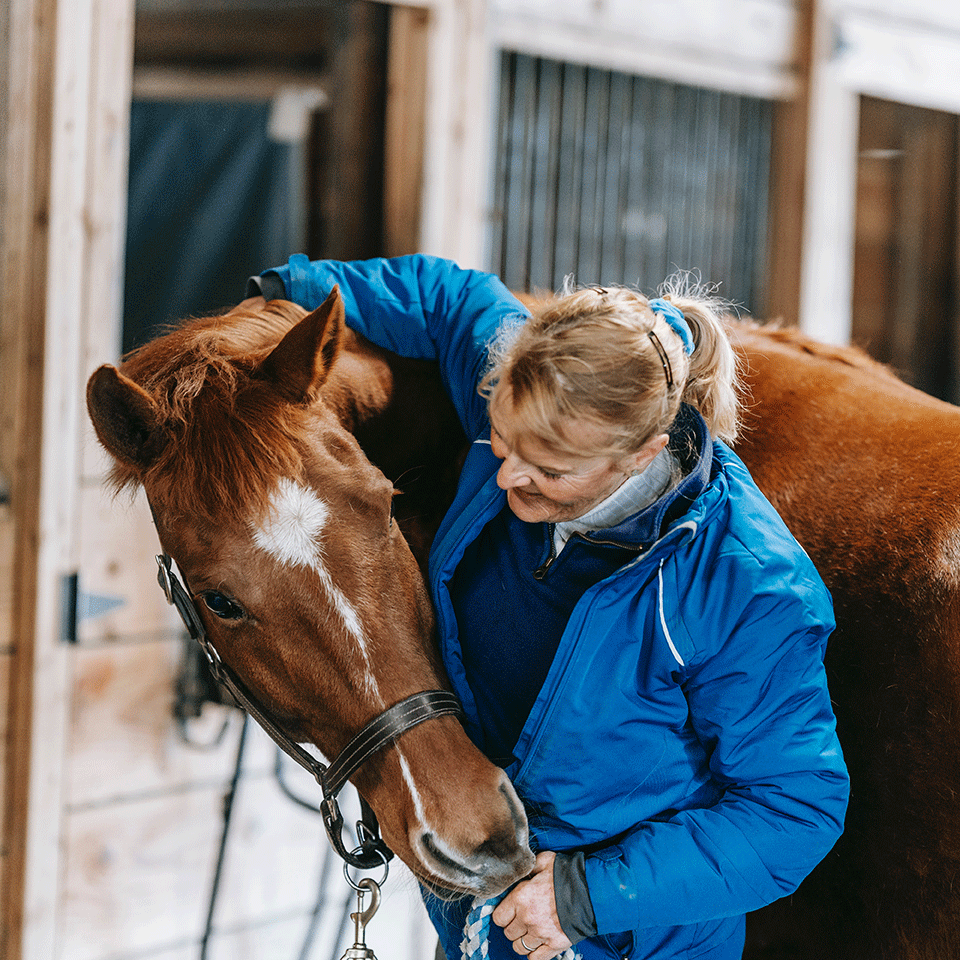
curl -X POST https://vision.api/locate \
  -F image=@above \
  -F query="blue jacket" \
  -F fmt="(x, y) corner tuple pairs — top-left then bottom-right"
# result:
(259, 255), (849, 960)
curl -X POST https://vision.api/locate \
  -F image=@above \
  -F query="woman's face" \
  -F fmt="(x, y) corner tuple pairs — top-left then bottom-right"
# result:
(488, 390), (668, 524)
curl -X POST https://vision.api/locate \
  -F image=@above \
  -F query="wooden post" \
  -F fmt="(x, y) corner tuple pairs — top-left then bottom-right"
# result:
(311, 0), (389, 260)
(384, 4), (430, 257)
(798, 0), (861, 344)
(0, 1), (135, 957)
(764, 0), (814, 326)
(0, 0), (58, 955)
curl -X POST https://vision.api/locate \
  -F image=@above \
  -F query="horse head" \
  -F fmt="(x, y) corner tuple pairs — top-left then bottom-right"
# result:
(86, 288), (533, 898)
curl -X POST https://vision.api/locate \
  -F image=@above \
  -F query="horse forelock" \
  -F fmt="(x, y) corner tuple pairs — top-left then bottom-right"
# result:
(112, 307), (316, 525)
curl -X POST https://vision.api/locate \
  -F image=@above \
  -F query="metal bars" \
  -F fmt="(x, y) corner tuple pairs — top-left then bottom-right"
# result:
(491, 52), (772, 314)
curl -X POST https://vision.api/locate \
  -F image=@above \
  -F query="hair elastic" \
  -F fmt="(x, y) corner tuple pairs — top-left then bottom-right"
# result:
(649, 298), (695, 355)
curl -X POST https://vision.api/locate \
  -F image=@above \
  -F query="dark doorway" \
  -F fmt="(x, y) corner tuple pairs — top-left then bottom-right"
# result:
(853, 95), (960, 402)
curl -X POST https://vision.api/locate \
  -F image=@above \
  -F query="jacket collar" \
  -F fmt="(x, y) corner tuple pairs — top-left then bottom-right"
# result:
(573, 405), (713, 551)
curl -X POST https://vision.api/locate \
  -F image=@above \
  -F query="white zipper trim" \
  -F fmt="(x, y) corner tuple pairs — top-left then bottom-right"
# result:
(658, 559), (685, 667)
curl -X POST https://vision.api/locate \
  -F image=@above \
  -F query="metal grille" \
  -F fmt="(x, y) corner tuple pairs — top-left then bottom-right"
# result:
(490, 52), (772, 314)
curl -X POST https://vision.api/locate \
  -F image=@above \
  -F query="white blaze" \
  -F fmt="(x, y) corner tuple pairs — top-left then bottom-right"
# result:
(251, 478), (376, 692)
(251, 477), (431, 837)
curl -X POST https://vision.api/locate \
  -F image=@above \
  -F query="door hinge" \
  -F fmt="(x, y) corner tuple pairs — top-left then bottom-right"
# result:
(60, 572), (126, 643)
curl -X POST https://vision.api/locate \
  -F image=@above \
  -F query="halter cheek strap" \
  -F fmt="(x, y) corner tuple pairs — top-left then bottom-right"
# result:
(154, 549), (464, 870)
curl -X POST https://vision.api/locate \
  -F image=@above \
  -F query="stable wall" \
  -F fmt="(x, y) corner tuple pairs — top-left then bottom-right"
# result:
(4, 2), (960, 959)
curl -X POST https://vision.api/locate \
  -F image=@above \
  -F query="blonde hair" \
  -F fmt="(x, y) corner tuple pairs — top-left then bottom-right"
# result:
(481, 276), (741, 457)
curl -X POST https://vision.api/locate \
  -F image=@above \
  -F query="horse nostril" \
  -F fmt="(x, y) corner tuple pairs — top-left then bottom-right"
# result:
(473, 829), (528, 862)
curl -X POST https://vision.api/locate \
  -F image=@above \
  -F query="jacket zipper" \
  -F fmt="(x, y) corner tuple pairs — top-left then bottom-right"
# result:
(533, 528), (648, 580)
(533, 524), (557, 580)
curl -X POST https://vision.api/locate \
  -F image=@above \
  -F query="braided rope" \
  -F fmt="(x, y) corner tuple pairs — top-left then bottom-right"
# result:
(460, 895), (581, 960)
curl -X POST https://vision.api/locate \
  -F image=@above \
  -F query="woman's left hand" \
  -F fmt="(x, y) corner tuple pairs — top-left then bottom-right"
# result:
(492, 851), (574, 959)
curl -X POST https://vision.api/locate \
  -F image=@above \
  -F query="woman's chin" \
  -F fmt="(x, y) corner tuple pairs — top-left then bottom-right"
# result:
(506, 489), (552, 523)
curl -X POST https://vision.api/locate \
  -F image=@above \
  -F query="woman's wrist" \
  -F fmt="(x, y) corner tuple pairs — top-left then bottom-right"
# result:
(552, 851), (598, 943)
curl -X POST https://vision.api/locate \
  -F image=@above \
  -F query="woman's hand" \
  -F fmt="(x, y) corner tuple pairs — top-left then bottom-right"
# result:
(493, 851), (574, 959)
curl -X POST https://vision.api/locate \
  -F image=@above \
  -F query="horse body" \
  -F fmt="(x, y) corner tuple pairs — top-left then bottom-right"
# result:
(87, 293), (960, 958)
(86, 291), (533, 900)
(731, 325), (960, 960)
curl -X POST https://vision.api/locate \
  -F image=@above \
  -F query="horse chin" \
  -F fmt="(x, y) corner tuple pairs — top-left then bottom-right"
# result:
(414, 864), (530, 903)
(415, 872), (471, 902)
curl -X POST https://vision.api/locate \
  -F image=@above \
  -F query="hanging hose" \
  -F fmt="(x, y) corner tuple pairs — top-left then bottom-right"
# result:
(200, 711), (249, 960)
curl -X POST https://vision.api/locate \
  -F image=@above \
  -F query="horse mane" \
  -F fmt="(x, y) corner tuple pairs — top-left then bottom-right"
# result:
(112, 299), (318, 526)
(728, 317), (911, 389)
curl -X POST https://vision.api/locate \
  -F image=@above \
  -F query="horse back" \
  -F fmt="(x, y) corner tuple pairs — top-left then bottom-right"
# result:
(733, 321), (960, 960)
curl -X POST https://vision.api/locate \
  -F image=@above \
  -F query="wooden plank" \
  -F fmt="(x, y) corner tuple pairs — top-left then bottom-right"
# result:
(61, 786), (236, 960)
(133, 7), (334, 64)
(0, 0), (59, 954)
(4, 0), (137, 957)
(384, 4), (430, 256)
(132, 65), (329, 103)
(834, 8), (960, 115)
(67, 640), (243, 807)
(765, 0), (815, 325)
(310, 1), (389, 260)
(798, 0), (860, 344)
(74, 483), (185, 644)
(490, 0), (798, 99)
(419, 0), (498, 265)
(61, 774), (434, 960)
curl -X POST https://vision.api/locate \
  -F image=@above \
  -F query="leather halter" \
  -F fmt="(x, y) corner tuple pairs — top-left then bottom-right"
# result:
(155, 551), (464, 869)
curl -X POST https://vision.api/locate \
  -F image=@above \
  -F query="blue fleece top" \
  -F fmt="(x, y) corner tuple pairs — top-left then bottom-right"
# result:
(255, 255), (850, 960)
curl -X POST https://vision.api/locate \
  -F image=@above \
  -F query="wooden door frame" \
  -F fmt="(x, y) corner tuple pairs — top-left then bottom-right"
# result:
(1, 1), (135, 957)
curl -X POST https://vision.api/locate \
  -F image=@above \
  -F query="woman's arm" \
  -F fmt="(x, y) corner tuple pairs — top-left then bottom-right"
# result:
(253, 254), (529, 437)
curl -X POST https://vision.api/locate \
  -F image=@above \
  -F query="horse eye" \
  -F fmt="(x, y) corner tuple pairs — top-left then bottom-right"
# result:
(201, 591), (244, 621)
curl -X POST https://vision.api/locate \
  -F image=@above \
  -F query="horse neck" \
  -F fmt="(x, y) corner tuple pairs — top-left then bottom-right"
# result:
(331, 341), (468, 568)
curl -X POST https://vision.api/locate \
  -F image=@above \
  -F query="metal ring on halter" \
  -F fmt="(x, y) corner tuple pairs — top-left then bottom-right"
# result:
(343, 845), (390, 891)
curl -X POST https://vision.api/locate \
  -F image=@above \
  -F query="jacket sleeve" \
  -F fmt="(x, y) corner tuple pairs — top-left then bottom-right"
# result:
(257, 254), (529, 438)
(582, 555), (850, 933)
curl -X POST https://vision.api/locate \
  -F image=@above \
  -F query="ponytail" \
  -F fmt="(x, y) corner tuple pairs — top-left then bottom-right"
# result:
(659, 275), (742, 444)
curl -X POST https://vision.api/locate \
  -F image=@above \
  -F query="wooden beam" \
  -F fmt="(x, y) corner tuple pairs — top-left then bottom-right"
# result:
(133, 65), (329, 103)
(384, 4), (429, 256)
(309, 0), (388, 260)
(0, 0), (57, 955)
(765, 0), (814, 325)
(798, 0), (860, 344)
(0, 1), (136, 957)
(134, 8), (335, 66)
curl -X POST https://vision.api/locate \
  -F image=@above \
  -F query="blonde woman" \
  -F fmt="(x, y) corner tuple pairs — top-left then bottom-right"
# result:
(250, 256), (849, 960)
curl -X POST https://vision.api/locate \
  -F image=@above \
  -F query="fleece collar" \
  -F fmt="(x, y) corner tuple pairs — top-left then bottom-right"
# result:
(568, 405), (713, 552)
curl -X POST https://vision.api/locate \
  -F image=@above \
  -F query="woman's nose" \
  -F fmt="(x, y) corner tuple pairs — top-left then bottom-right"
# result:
(496, 455), (533, 489)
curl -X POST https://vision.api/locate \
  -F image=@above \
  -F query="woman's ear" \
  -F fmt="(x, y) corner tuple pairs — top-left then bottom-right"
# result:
(625, 433), (669, 476)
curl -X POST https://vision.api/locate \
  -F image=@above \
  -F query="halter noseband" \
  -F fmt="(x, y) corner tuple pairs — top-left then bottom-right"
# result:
(155, 551), (464, 870)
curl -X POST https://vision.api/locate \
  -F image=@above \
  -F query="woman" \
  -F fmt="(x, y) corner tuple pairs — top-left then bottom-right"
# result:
(248, 255), (849, 960)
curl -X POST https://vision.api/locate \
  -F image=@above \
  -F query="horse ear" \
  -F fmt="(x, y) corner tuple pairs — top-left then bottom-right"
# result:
(86, 364), (165, 470)
(257, 285), (345, 403)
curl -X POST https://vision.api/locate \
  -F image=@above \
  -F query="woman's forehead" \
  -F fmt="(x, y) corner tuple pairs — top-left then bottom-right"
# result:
(490, 389), (614, 464)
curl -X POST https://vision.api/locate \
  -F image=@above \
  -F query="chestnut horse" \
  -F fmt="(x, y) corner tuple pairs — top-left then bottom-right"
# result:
(731, 324), (960, 960)
(89, 293), (960, 959)
(86, 290), (533, 899)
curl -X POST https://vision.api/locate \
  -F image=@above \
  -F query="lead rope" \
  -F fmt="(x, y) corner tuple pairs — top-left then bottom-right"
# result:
(460, 895), (581, 960)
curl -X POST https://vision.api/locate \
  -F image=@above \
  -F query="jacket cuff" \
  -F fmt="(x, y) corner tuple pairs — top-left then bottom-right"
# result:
(553, 851), (598, 944)
(246, 270), (286, 301)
